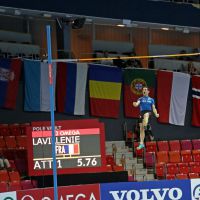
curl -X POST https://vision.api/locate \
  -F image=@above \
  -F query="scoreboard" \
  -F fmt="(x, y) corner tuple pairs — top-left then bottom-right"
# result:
(27, 119), (106, 176)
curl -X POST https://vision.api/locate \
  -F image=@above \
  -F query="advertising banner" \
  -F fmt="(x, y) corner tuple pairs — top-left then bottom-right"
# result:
(17, 184), (100, 200)
(100, 180), (191, 200)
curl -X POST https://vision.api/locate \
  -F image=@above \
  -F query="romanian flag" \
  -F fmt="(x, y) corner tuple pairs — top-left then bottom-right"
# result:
(0, 58), (21, 109)
(89, 64), (122, 118)
(124, 69), (156, 118)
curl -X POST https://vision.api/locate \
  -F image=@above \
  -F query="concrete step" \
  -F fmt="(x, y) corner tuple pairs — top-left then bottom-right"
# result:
(106, 141), (126, 148)
(135, 174), (146, 182)
(135, 168), (147, 175)
(146, 174), (155, 180)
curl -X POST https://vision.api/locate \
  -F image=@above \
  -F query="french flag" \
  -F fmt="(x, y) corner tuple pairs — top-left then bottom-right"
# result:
(0, 58), (21, 109)
(64, 144), (80, 155)
(56, 62), (88, 115)
(24, 60), (57, 111)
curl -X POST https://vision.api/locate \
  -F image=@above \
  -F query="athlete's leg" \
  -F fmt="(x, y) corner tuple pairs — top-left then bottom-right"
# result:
(143, 113), (150, 130)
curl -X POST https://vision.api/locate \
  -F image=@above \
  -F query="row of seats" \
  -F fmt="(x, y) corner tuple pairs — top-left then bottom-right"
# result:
(0, 135), (27, 149)
(0, 123), (30, 136)
(145, 140), (200, 152)
(0, 179), (37, 193)
(156, 162), (200, 179)
(106, 155), (124, 172)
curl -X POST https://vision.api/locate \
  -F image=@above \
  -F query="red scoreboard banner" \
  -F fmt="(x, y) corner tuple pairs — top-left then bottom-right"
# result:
(27, 119), (106, 176)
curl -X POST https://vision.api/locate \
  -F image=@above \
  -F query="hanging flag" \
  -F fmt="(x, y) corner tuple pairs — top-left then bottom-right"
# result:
(124, 69), (156, 118)
(0, 58), (21, 109)
(89, 64), (122, 118)
(56, 62), (88, 115)
(24, 60), (57, 111)
(157, 70), (190, 126)
(192, 75), (200, 127)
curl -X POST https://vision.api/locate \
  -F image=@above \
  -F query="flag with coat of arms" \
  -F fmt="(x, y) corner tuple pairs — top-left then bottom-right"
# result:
(123, 68), (156, 118)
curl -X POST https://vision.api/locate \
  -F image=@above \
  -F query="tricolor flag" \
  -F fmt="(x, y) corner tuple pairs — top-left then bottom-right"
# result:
(0, 58), (21, 109)
(124, 69), (156, 118)
(157, 70), (190, 126)
(89, 64), (122, 118)
(64, 143), (80, 155)
(192, 75), (200, 127)
(24, 60), (57, 111)
(56, 62), (88, 115)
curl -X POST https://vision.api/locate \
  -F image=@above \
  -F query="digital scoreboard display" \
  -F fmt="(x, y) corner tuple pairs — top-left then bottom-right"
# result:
(27, 119), (106, 176)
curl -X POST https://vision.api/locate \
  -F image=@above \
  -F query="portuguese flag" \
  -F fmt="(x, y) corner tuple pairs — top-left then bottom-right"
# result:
(124, 68), (156, 118)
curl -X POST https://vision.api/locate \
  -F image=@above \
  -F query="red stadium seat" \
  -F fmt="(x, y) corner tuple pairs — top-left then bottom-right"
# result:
(192, 139), (200, 150)
(134, 142), (144, 158)
(4, 136), (17, 149)
(0, 181), (8, 192)
(169, 151), (181, 163)
(9, 171), (21, 182)
(20, 123), (30, 135)
(166, 174), (176, 180)
(155, 163), (165, 179)
(180, 140), (192, 150)
(0, 124), (9, 136)
(188, 173), (199, 179)
(106, 155), (115, 166)
(192, 149), (200, 162)
(166, 163), (179, 175)
(190, 163), (200, 174)
(8, 181), (22, 191)
(145, 141), (157, 153)
(0, 136), (6, 149)
(16, 135), (27, 149)
(181, 150), (192, 163)
(156, 151), (169, 164)
(21, 180), (34, 190)
(145, 152), (155, 168)
(157, 141), (169, 151)
(9, 124), (21, 136)
(169, 140), (181, 151)
(178, 163), (190, 174)
(0, 170), (9, 182)
(176, 173), (188, 180)
(113, 165), (124, 171)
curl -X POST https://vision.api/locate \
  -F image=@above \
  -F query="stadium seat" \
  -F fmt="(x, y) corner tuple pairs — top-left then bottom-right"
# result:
(145, 141), (157, 153)
(0, 136), (6, 149)
(169, 151), (181, 163)
(156, 151), (169, 163)
(21, 180), (34, 190)
(4, 136), (17, 149)
(16, 135), (27, 149)
(145, 152), (155, 168)
(166, 174), (176, 180)
(20, 123), (30, 135)
(166, 163), (179, 175)
(176, 173), (188, 180)
(9, 171), (21, 182)
(178, 163), (190, 174)
(155, 163), (165, 179)
(181, 150), (192, 163)
(192, 149), (200, 162)
(0, 124), (9, 136)
(134, 142), (144, 158)
(0, 181), (8, 192)
(0, 170), (9, 182)
(190, 163), (200, 174)
(113, 165), (124, 171)
(180, 140), (192, 150)
(8, 181), (22, 191)
(106, 165), (113, 172)
(106, 155), (115, 166)
(192, 139), (200, 150)
(188, 173), (199, 179)
(169, 140), (181, 151)
(9, 124), (21, 136)
(157, 141), (169, 151)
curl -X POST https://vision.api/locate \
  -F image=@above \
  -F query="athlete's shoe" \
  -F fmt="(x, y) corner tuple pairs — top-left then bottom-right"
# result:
(137, 143), (145, 150)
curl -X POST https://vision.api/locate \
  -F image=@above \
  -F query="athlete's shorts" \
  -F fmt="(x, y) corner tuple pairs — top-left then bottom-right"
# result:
(138, 110), (152, 123)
